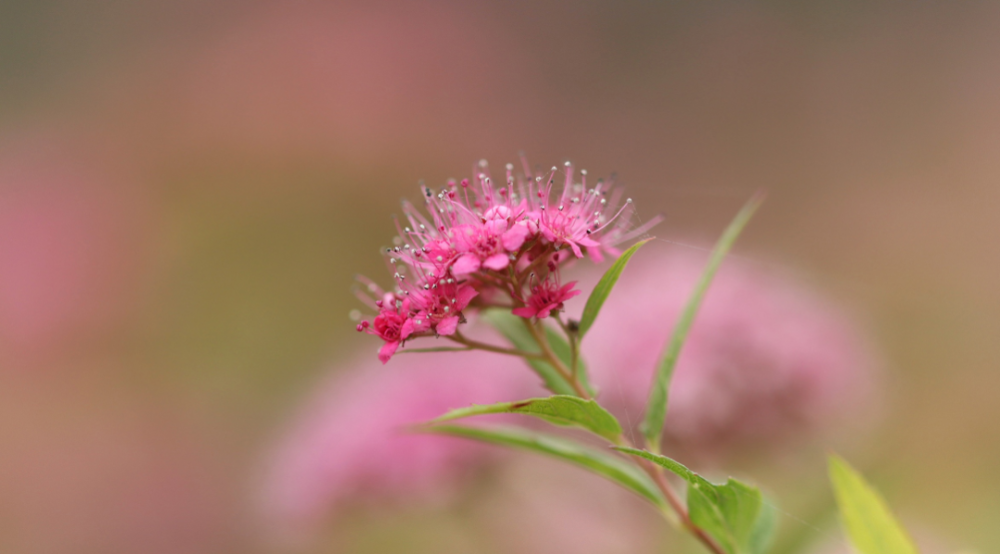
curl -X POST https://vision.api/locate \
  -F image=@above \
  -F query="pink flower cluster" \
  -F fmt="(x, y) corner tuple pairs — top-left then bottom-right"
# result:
(356, 159), (657, 363)
(573, 246), (879, 456)
(259, 348), (541, 539)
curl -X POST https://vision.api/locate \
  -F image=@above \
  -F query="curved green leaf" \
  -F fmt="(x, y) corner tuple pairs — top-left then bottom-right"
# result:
(423, 425), (664, 507)
(642, 193), (763, 451)
(828, 454), (919, 554)
(578, 238), (652, 338)
(431, 395), (623, 443)
(615, 446), (764, 554)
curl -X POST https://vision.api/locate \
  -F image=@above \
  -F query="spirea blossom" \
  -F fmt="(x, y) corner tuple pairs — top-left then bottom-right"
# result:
(575, 246), (878, 454)
(356, 158), (659, 363)
(260, 349), (541, 537)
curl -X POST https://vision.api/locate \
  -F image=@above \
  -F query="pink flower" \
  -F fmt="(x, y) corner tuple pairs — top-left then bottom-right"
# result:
(0, 133), (152, 368)
(407, 278), (479, 336)
(480, 456), (660, 554)
(513, 279), (582, 319)
(567, 246), (878, 455)
(259, 348), (542, 539)
(523, 162), (659, 261)
(355, 157), (658, 362)
(450, 218), (524, 276)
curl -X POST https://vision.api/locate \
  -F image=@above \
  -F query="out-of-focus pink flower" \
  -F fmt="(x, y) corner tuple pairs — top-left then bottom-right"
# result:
(480, 456), (662, 554)
(260, 348), (542, 538)
(0, 134), (151, 367)
(0, 378), (234, 554)
(574, 246), (878, 454)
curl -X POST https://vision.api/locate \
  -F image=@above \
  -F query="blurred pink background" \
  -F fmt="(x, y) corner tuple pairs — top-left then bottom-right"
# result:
(2, 1), (999, 553)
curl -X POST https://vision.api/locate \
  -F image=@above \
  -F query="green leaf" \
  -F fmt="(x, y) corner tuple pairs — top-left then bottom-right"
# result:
(482, 309), (594, 396)
(430, 395), (623, 443)
(614, 447), (765, 554)
(577, 238), (652, 338)
(828, 454), (919, 554)
(747, 500), (777, 554)
(642, 193), (763, 450)
(423, 424), (665, 507)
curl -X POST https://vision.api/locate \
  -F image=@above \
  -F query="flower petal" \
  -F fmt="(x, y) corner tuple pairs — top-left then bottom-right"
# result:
(512, 306), (537, 318)
(452, 253), (481, 276)
(436, 315), (460, 336)
(378, 341), (399, 364)
(454, 285), (479, 310)
(501, 223), (529, 251)
(400, 318), (416, 340)
(587, 246), (605, 263)
(483, 253), (510, 271)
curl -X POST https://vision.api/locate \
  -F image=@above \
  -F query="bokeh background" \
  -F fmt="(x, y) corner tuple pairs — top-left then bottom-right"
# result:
(2, 1), (999, 553)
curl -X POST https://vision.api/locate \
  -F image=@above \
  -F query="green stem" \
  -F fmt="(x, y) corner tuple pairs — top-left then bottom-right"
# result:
(556, 314), (581, 382)
(398, 346), (473, 354)
(521, 317), (589, 399)
(448, 332), (546, 360)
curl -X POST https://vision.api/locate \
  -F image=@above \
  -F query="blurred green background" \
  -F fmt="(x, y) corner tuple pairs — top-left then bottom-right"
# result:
(1, 1), (998, 552)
